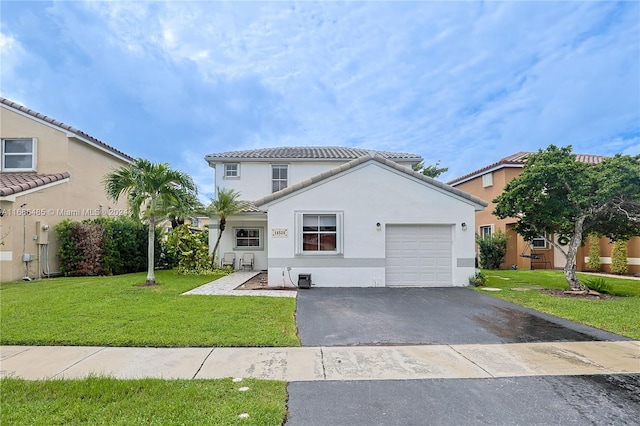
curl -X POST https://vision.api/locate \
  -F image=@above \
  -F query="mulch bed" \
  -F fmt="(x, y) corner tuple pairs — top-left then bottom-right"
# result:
(539, 289), (619, 300)
(235, 272), (297, 291)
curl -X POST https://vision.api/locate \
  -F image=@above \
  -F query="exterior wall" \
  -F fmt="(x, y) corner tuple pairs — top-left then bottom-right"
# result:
(214, 160), (415, 201)
(262, 162), (478, 287)
(453, 165), (638, 274)
(1, 109), (130, 282)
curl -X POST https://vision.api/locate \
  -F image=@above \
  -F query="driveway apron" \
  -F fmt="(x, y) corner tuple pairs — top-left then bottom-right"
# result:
(295, 287), (628, 346)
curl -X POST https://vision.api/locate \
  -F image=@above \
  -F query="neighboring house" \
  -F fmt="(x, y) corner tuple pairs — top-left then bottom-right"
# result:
(448, 152), (640, 274)
(0, 98), (133, 282)
(205, 147), (487, 287)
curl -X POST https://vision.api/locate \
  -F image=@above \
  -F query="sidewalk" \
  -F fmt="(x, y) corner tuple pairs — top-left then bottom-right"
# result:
(2, 341), (638, 382)
(182, 271), (297, 298)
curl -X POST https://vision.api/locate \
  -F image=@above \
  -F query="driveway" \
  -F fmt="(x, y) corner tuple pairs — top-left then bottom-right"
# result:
(295, 287), (627, 346)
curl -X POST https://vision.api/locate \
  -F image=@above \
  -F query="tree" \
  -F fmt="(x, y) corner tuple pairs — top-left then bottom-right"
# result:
(476, 230), (509, 269)
(413, 160), (449, 178)
(493, 145), (640, 291)
(104, 158), (197, 285)
(158, 191), (204, 229)
(208, 187), (243, 266)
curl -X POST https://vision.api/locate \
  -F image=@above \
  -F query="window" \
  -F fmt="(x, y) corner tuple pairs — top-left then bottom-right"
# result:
(272, 165), (288, 192)
(234, 228), (262, 249)
(482, 173), (493, 188)
(532, 232), (548, 249)
(224, 163), (239, 178)
(2, 138), (36, 171)
(295, 212), (343, 255)
(479, 225), (493, 238)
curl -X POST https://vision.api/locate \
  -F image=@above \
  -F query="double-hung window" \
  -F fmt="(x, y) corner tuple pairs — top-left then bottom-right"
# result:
(272, 165), (288, 192)
(478, 225), (493, 239)
(2, 138), (36, 171)
(295, 212), (343, 255)
(224, 163), (239, 179)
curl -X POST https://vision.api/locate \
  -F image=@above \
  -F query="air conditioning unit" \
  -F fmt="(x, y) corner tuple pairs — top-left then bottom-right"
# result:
(298, 274), (311, 289)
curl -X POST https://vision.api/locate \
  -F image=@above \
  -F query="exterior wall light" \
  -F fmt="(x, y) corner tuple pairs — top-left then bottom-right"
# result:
(376, 222), (381, 231)
(461, 222), (468, 231)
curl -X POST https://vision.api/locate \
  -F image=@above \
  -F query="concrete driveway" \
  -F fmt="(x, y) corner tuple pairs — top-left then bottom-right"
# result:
(295, 287), (627, 346)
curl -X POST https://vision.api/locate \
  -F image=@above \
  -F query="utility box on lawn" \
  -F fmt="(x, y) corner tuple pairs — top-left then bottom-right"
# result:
(298, 274), (311, 289)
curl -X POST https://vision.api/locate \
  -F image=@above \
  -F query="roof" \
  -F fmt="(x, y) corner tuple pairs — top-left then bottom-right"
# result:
(0, 172), (71, 197)
(1, 97), (133, 163)
(447, 151), (607, 186)
(205, 146), (423, 163)
(253, 153), (488, 209)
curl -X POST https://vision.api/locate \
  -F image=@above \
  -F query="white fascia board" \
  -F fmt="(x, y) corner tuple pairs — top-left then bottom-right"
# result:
(451, 164), (524, 186)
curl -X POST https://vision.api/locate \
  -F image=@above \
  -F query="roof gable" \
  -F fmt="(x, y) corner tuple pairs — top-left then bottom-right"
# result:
(0, 172), (70, 200)
(205, 146), (422, 164)
(254, 153), (487, 210)
(1, 97), (133, 163)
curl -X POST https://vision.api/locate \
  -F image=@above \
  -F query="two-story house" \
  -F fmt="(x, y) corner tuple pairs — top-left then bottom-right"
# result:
(448, 152), (639, 274)
(205, 147), (487, 288)
(0, 98), (133, 282)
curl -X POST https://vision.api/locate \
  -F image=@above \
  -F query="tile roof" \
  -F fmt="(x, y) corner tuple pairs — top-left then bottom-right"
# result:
(253, 153), (487, 209)
(1, 97), (133, 162)
(205, 146), (423, 163)
(447, 151), (607, 186)
(0, 172), (71, 197)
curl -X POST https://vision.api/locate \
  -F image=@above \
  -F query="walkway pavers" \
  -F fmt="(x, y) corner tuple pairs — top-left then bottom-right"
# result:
(2, 341), (638, 381)
(182, 271), (297, 298)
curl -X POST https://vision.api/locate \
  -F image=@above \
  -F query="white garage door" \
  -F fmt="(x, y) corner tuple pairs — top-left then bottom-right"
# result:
(385, 225), (453, 287)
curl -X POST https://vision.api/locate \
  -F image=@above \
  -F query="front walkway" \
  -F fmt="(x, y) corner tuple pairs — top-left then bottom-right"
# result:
(1, 341), (638, 381)
(182, 271), (297, 298)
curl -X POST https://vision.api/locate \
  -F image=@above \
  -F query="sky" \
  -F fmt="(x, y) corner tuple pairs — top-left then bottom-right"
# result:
(1, 1), (639, 200)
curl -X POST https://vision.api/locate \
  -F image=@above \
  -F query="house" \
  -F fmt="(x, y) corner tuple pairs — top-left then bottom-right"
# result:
(448, 152), (640, 274)
(205, 147), (487, 287)
(0, 97), (133, 282)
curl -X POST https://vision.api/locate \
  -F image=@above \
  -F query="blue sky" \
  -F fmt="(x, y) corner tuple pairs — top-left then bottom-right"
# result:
(1, 1), (638, 200)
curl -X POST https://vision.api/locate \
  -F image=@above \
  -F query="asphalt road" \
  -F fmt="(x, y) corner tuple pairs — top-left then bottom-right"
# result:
(285, 374), (640, 426)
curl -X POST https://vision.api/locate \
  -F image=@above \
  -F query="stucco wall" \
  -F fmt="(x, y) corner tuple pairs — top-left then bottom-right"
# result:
(1, 108), (130, 282)
(261, 162), (479, 287)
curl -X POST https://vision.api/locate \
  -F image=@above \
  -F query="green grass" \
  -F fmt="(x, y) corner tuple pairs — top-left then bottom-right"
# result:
(0, 270), (299, 347)
(478, 270), (640, 339)
(1, 377), (287, 425)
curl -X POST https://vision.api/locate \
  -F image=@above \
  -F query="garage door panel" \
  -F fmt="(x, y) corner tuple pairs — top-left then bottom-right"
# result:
(386, 225), (453, 287)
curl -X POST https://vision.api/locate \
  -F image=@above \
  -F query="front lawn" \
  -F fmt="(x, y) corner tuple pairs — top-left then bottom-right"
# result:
(1, 377), (287, 425)
(478, 270), (640, 339)
(0, 270), (299, 347)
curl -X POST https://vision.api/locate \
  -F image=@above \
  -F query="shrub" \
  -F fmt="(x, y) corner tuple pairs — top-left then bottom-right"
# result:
(476, 230), (509, 269)
(584, 277), (612, 294)
(469, 271), (487, 286)
(585, 233), (601, 271)
(164, 225), (213, 274)
(611, 240), (628, 275)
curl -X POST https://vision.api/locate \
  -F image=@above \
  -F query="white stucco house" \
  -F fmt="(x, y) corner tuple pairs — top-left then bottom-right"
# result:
(205, 147), (487, 288)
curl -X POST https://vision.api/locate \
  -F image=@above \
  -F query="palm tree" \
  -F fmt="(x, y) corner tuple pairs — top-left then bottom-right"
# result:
(208, 187), (243, 266)
(104, 158), (197, 285)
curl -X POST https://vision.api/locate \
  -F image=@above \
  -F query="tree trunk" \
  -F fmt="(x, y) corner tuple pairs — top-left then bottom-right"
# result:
(146, 213), (156, 285)
(563, 215), (587, 291)
(210, 217), (226, 268)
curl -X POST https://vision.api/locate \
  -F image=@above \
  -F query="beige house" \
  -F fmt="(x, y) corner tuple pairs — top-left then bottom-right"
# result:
(0, 98), (133, 282)
(449, 152), (639, 275)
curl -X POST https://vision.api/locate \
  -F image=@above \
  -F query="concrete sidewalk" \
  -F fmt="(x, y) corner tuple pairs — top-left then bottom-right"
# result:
(182, 271), (297, 298)
(2, 341), (638, 381)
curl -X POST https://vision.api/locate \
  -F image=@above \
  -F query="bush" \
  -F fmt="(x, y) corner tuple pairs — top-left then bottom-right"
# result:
(56, 217), (159, 276)
(164, 225), (213, 274)
(585, 233), (601, 271)
(611, 240), (628, 275)
(476, 230), (509, 269)
(584, 277), (612, 294)
(469, 271), (487, 286)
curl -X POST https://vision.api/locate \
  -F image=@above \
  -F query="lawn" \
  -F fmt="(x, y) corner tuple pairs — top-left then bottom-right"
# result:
(478, 270), (640, 339)
(1, 377), (287, 425)
(0, 270), (299, 347)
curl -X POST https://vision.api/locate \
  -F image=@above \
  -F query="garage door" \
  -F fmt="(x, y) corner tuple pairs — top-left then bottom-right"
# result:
(385, 225), (453, 287)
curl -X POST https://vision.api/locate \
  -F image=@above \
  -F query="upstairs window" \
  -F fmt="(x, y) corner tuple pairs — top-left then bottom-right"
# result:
(478, 225), (493, 239)
(2, 138), (36, 171)
(272, 165), (288, 192)
(224, 163), (239, 179)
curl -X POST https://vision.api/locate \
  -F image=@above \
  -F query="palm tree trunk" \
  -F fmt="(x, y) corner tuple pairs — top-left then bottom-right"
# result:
(210, 218), (226, 268)
(146, 213), (156, 284)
